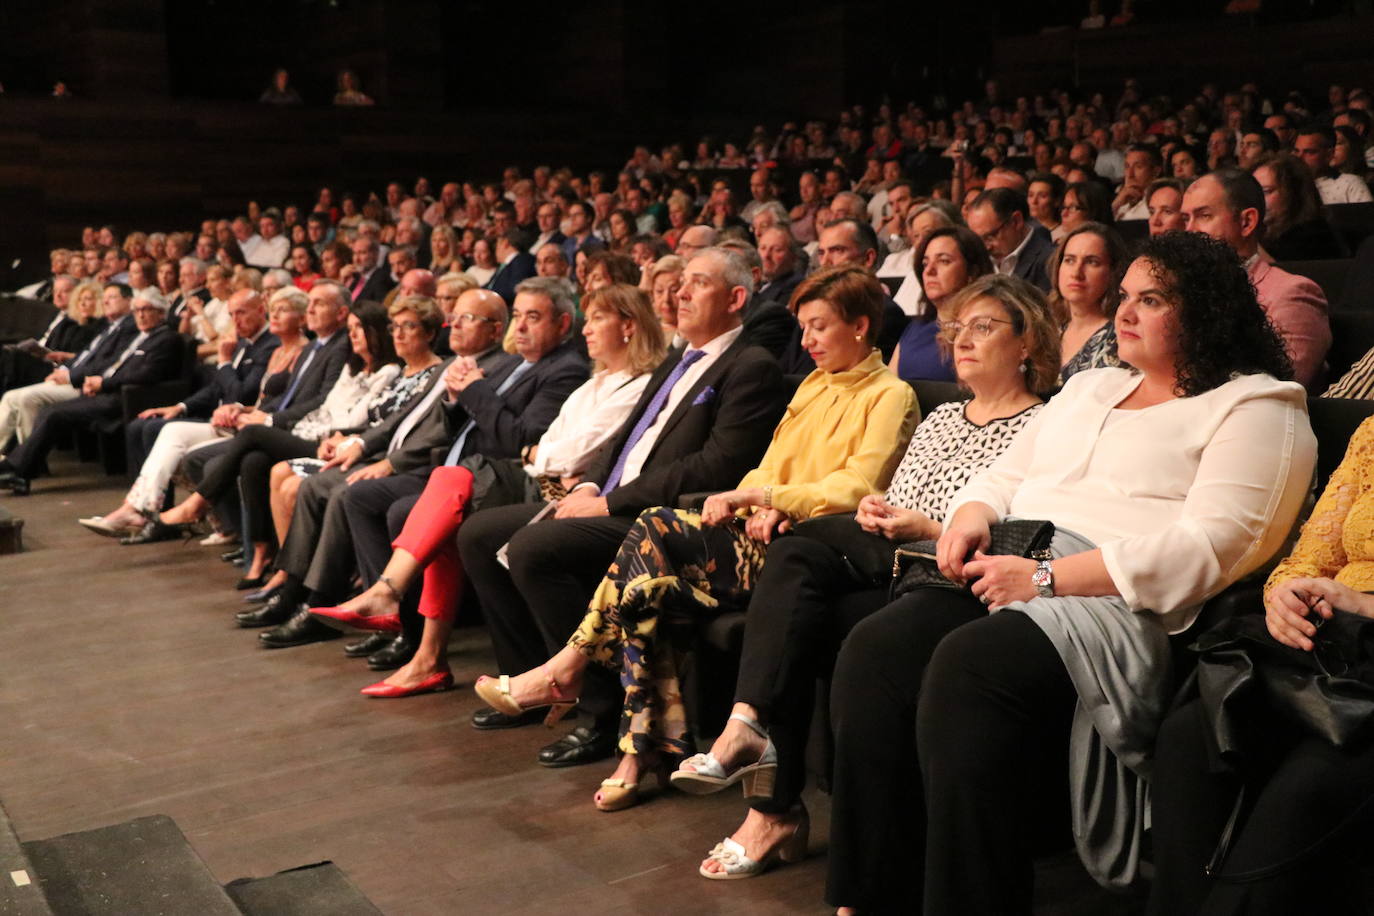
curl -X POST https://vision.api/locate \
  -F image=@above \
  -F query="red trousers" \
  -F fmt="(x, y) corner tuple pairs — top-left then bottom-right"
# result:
(391, 466), (474, 621)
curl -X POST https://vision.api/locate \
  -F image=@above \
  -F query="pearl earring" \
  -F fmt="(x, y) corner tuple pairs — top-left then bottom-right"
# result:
(854, 334), (863, 342)
(623, 335), (631, 344)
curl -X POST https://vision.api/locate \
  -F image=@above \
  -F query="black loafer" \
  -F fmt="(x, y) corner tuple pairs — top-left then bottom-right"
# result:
(234, 574), (268, 591)
(538, 725), (616, 768)
(366, 635), (417, 671)
(472, 706), (551, 730)
(221, 547), (244, 563)
(259, 608), (341, 649)
(343, 632), (393, 658)
(235, 593), (297, 628)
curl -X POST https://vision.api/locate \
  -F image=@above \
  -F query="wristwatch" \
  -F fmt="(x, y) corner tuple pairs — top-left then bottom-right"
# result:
(1031, 560), (1054, 599)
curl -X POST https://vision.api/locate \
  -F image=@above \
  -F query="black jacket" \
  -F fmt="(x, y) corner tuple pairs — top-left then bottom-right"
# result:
(260, 330), (352, 431)
(181, 331), (281, 417)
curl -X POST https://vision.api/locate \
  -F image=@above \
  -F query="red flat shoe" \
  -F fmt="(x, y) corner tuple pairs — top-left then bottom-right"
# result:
(360, 670), (454, 698)
(310, 606), (402, 633)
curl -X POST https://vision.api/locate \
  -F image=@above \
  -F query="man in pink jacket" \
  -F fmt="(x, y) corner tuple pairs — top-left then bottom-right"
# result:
(1182, 169), (1331, 391)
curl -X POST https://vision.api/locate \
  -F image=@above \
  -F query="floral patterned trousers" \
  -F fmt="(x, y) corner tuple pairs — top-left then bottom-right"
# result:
(568, 506), (766, 759)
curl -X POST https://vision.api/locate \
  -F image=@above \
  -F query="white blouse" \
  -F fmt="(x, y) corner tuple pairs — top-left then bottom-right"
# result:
(291, 363), (402, 442)
(945, 368), (1316, 633)
(526, 368), (652, 478)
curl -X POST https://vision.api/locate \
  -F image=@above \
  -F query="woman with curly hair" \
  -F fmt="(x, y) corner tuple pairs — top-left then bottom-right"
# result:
(826, 231), (1316, 914)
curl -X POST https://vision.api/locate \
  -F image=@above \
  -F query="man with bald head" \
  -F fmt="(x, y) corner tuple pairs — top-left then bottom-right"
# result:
(384, 268), (437, 309)
(459, 247), (787, 761)
(676, 225), (718, 261)
(740, 167), (777, 225)
(119, 289), (280, 498)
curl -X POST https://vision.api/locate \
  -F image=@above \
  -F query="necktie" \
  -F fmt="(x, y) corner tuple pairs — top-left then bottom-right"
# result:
(351, 271), (367, 300)
(601, 348), (705, 493)
(276, 339), (322, 410)
(70, 322), (115, 369)
(103, 331), (149, 378)
(443, 360), (534, 466)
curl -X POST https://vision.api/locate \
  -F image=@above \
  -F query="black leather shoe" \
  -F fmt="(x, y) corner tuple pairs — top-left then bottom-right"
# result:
(366, 635), (416, 671)
(2, 476), (30, 496)
(221, 547), (244, 563)
(343, 632), (392, 658)
(538, 725), (616, 768)
(234, 574), (267, 591)
(259, 607), (341, 649)
(471, 706), (550, 730)
(235, 593), (296, 628)
(119, 518), (185, 545)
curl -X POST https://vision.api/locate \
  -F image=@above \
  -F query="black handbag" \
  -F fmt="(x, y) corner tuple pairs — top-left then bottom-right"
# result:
(888, 518), (1055, 601)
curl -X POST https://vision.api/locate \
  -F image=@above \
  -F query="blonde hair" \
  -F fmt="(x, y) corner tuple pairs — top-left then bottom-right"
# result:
(69, 279), (102, 322)
(268, 285), (309, 317)
(945, 274), (1062, 394)
(580, 283), (667, 376)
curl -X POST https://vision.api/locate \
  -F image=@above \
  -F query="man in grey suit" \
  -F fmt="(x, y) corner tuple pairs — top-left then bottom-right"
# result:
(964, 187), (1054, 292)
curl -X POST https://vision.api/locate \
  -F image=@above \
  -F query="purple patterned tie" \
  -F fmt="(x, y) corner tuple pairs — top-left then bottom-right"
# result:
(601, 348), (705, 494)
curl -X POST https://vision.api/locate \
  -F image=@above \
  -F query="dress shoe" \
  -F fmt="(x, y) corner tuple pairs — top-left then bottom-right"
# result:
(343, 632), (392, 658)
(0, 473), (30, 496)
(119, 518), (188, 545)
(360, 670), (454, 698)
(310, 605), (402, 633)
(366, 635), (417, 671)
(235, 593), (297, 628)
(242, 583), (282, 604)
(471, 706), (551, 730)
(234, 574), (268, 591)
(78, 515), (141, 538)
(199, 531), (236, 546)
(538, 725), (616, 768)
(220, 547), (244, 563)
(259, 608), (342, 649)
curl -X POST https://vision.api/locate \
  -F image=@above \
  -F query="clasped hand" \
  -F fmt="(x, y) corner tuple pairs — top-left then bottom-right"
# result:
(1262, 577), (1374, 651)
(935, 515), (1037, 610)
(855, 494), (935, 541)
(444, 357), (483, 396)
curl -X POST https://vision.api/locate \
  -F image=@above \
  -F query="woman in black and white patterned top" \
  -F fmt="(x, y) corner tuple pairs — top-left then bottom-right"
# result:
(678, 274), (1062, 884)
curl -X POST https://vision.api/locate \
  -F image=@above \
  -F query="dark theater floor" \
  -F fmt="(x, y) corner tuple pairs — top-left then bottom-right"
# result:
(0, 457), (1140, 915)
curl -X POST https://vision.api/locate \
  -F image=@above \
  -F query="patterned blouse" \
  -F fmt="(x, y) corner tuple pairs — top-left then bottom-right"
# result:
(366, 363), (442, 427)
(883, 399), (1043, 523)
(1059, 320), (1121, 383)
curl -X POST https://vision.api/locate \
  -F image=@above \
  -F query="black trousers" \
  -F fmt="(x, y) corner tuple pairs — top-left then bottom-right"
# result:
(1148, 696), (1374, 916)
(457, 502), (633, 727)
(734, 535), (888, 814)
(183, 439), (240, 536)
(6, 393), (119, 478)
(827, 593), (1076, 914)
(195, 425), (315, 543)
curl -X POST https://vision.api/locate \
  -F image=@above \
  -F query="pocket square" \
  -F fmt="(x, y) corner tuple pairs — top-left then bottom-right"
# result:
(692, 385), (717, 406)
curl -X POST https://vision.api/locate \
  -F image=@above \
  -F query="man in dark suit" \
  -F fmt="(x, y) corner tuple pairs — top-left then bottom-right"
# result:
(717, 238), (797, 362)
(1, 275), (81, 393)
(123, 289), (279, 476)
(0, 288), (183, 493)
(965, 187), (1054, 292)
(528, 201), (567, 255)
(457, 246), (787, 766)
(754, 227), (806, 308)
(253, 279), (587, 650)
(485, 229), (538, 306)
(174, 281), (354, 537)
(344, 237), (393, 304)
(165, 257), (210, 331)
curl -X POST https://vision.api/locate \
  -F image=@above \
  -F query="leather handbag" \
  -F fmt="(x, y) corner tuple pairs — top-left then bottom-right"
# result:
(889, 518), (1055, 601)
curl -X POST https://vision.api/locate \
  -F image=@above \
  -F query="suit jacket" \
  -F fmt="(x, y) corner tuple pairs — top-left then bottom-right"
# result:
(360, 347), (515, 473)
(756, 269), (805, 309)
(98, 323), (182, 393)
(260, 330), (352, 430)
(351, 268), (393, 304)
(1250, 257), (1332, 391)
(1010, 225), (1054, 291)
(438, 339), (589, 465)
(69, 314), (138, 387)
(530, 230), (567, 255)
(742, 298), (797, 361)
(166, 287), (209, 330)
(181, 331), (281, 417)
(583, 335), (788, 516)
(485, 252), (537, 306)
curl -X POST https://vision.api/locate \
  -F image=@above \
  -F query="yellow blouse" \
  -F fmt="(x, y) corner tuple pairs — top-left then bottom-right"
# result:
(1266, 415), (1374, 598)
(737, 350), (918, 519)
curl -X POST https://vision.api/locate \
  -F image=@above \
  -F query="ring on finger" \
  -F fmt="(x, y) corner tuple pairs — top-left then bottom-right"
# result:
(980, 594), (991, 605)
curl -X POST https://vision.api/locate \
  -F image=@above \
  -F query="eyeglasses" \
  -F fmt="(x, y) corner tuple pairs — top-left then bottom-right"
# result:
(938, 316), (1014, 342)
(453, 313), (497, 326)
(387, 320), (424, 334)
(975, 220), (1008, 245)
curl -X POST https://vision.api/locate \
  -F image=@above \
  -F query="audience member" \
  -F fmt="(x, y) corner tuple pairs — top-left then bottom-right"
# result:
(1049, 222), (1128, 380)
(888, 226), (993, 382)
(1295, 124), (1374, 204)
(965, 188), (1054, 290)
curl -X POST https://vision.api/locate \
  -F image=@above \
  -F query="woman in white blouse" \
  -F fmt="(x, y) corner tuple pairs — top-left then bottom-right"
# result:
(827, 231), (1316, 915)
(309, 283), (667, 698)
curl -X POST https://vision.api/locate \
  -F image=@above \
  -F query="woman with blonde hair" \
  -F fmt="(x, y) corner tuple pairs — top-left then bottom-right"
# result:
(429, 225), (461, 275)
(645, 255), (686, 345)
(309, 283), (669, 697)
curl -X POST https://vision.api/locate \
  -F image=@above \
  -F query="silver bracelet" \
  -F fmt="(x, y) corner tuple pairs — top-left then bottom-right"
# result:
(762, 485), (773, 509)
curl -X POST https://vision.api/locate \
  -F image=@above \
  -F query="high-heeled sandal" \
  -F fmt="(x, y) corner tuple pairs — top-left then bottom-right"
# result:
(594, 757), (673, 813)
(698, 806), (810, 880)
(671, 712), (778, 798)
(473, 663), (574, 727)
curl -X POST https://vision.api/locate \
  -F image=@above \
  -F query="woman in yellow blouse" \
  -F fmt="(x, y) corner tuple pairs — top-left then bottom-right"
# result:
(474, 265), (918, 812)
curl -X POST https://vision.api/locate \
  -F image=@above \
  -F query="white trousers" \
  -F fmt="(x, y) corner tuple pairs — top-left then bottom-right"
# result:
(125, 421), (229, 514)
(0, 382), (80, 451)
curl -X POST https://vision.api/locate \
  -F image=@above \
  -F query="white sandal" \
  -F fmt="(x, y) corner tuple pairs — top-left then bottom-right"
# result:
(698, 808), (809, 880)
(671, 712), (778, 797)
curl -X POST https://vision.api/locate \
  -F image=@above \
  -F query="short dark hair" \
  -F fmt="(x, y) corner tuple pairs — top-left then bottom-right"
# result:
(1126, 143), (1163, 169)
(830, 218), (879, 256)
(788, 265), (886, 345)
(1297, 124), (1335, 149)
(1207, 168), (1266, 224)
(971, 186), (1029, 222)
(911, 225), (995, 320)
(1245, 128), (1282, 153)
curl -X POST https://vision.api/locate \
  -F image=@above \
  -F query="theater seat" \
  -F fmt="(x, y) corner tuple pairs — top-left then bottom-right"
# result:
(1116, 219), (1149, 247)
(1328, 202), (1374, 256)
(1335, 235), (1374, 312)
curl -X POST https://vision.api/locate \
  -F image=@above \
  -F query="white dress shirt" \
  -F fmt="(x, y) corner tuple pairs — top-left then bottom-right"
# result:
(1316, 173), (1373, 205)
(526, 369), (652, 478)
(945, 368), (1315, 633)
